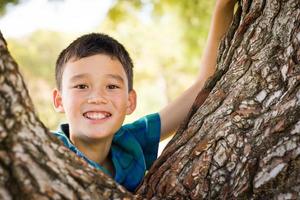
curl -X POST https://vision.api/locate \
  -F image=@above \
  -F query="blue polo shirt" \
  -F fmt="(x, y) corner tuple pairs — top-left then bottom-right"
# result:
(52, 113), (161, 192)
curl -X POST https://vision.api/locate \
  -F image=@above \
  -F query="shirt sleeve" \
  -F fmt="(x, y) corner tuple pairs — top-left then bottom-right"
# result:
(122, 113), (161, 169)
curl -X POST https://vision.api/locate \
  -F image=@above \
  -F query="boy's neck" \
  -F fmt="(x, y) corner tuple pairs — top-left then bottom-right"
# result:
(70, 135), (114, 175)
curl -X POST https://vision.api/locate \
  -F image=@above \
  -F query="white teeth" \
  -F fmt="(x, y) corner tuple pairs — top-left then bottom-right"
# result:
(84, 112), (111, 120)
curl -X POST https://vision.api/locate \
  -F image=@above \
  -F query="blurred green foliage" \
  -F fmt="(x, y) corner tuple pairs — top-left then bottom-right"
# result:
(8, 30), (67, 83)
(4, 0), (216, 129)
(0, 0), (19, 15)
(108, 0), (214, 71)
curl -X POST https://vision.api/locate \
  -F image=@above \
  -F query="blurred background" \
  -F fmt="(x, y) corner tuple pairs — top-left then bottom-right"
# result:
(0, 0), (215, 151)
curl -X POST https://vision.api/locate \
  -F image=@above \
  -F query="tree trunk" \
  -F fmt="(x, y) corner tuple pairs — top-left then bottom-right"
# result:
(0, 0), (299, 200)
(137, 0), (300, 199)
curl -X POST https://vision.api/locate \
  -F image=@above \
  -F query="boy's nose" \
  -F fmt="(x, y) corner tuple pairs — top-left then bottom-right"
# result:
(87, 96), (108, 104)
(87, 91), (108, 104)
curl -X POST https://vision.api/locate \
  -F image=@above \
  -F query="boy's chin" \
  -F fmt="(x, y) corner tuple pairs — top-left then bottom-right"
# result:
(81, 130), (116, 141)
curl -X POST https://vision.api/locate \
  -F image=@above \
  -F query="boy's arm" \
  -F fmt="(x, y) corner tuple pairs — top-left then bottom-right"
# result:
(159, 0), (237, 140)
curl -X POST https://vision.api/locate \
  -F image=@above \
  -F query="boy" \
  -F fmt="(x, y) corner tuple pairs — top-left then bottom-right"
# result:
(52, 0), (236, 192)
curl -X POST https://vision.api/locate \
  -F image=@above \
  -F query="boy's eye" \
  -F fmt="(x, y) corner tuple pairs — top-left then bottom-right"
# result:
(107, 84), (119, 90)
(74, 84), (88, 89)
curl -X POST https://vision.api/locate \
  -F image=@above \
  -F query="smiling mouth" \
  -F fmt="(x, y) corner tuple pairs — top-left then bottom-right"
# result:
(83, 111), (112, 120)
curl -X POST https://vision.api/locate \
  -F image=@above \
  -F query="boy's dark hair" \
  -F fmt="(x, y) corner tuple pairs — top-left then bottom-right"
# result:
(55, 33), (134, 91)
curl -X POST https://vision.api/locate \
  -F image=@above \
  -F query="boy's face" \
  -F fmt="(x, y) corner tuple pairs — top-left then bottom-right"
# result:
(53, 54), (136, 141)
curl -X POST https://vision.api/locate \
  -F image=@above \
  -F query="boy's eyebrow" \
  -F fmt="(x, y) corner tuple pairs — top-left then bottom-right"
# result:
(105, 74), (125, 83)
(70, 74), (89, 81)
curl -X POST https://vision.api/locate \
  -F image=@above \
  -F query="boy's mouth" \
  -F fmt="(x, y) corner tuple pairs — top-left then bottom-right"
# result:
(83, 111), (112, 120)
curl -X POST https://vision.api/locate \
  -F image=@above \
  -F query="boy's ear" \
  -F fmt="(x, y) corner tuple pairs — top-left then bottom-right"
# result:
(53, 88), (65, 113)
(126, 89), (137, 115)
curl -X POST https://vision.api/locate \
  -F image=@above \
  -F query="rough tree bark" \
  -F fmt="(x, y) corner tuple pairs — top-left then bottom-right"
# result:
(0, 0), (299, 200)
(138, 0), (300, 199)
